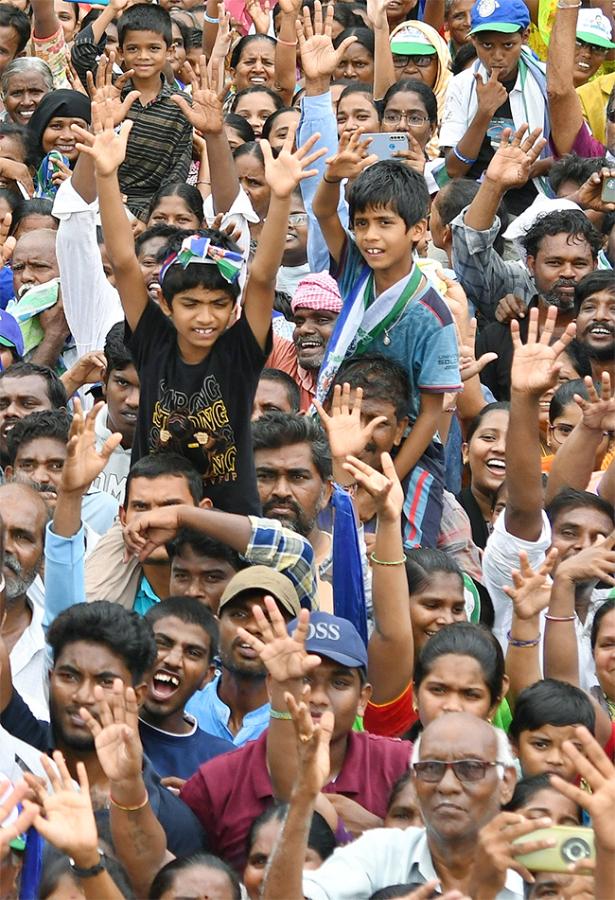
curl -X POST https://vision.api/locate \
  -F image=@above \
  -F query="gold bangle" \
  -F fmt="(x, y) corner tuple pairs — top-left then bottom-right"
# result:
(369, 552), (407, 566)
(109, 792), (149, 812)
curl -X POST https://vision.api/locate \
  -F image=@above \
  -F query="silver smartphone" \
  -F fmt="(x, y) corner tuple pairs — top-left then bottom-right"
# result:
(363, 132), (409, 161)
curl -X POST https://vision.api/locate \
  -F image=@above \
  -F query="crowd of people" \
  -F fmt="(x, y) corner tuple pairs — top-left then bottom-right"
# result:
(0, 0), (614, 896)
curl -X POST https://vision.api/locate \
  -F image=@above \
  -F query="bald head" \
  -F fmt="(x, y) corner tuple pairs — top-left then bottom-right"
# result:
(12, 228), (59, 295)
(417, 712), (500, 760)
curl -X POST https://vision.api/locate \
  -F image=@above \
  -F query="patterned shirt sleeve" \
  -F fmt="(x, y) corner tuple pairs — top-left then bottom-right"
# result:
(33, 26), (71, 89)
(245, 516), (318, 609)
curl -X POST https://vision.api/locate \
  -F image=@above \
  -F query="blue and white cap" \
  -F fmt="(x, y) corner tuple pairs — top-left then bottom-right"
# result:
(289, 611), (368, 669)
(469, 0), (530, 35)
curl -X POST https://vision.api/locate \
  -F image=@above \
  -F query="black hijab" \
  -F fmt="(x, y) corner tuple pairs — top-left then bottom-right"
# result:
(27, 89), (91, 161)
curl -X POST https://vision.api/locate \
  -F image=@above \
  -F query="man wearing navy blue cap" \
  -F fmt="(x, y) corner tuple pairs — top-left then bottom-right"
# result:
(177, 607), (411, 872)
(441, 0), (550, 220)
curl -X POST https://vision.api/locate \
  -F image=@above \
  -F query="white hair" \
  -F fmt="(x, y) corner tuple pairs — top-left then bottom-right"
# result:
(410, 723), (516, 779)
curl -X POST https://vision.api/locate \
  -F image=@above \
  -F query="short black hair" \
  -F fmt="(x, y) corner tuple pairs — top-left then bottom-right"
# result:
(47, 601), (157, 684)
(548, 378), (587, 423)
(9, 198), (57, 236)
(509, 678), (596, 741)
(591, 597), (615, 651)
(0, 121), (27, 158)
(337, 82), (376, 111)
(334, 27), (374, 57)
(504, 773), (581, 820)
(549, 153), (607, 196)
(6, 409), (71, 466)
(521, 209), (602, 261)
(158, 227), (242, 305)
(124, 453), (203, 507)
(348, 160), (429, 231)
(435, 178), (510, 255)
(330, 1), (364, 30)
(332, 354), (411, 421)
(382, 78), (437, 126)
(252, 411), (332, 481)
(465, 401), (510, 444)
(405, 547), (464, 595)
(573, 268), (615, 314)
(167, 527), (245, 574)
(259, 368), (301, 413)
(0, 361), (67, 409)
(135, 222), (185, 256)
(247, 803), (336, 863)
(230, 33), (276, 69)
(0, 6), (31, 56)
(150, 854), (241, 900)
(224, 112), (256, 144)
(104, 323), (135, 377)
(261, 106), (300, 143)
(117, 3), (173, 47)
(545, 487), (614, 529)
(145, 595), (219, 661)
(450, 40), (477, 75)
(230, 85), (283, 115)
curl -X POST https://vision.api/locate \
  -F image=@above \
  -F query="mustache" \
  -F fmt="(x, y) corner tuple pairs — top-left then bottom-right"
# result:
(4, 553), (22, 576)
(262, 498), (301, 518)
(30, 481), (57, 496)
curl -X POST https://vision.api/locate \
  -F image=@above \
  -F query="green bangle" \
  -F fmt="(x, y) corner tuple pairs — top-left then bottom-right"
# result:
(369, 552), (407, 567)
(270, 708), (293, 720)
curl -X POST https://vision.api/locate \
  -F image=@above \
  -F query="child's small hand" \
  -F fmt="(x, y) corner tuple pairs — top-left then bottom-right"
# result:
(72, 98), (134, 178)
(86, 52), (140, 128)
(172, 55), (224, 135)
(262, 124), (327, 199)
(324, 130), (378, 183)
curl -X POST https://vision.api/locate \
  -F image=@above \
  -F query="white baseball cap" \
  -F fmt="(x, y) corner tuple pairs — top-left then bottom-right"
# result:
(576, 8), (615, 49)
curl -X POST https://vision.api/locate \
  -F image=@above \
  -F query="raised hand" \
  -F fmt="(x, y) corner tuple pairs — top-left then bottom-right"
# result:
(503, 548), (558, 619)
(392, 132), (426, 175)
(86, 52), (140, 128)
(236, 596), (321, 684)
(484, 124), (547, 192)
(495, 294), (527, 324)
(172, 55), (224, 135)
(0, 212), (16, 265)
(286, 688), (333, 797)
(324, 129), (378, 182)
(262, 126), (326, 198)
(469, 811), (556, 894)
(314, 383), (387, 461)
(550, 726), (615, 854)
(475, 68), (508, 119)
(569, 167), (615, 213)
(0, 780), (38, 859)
(245, 0), (271, 34)
(555, 529), (615, 586)
(27, 752), (99, 864)
(59, 398), (122, 496)
(297, 0), (357, 82)
(457, 318), (498, 382)
(80, 679), (143, 787)
(122, 504), (185, 561)
(366, 0), (389, 30)
(575, 372), (615, 434)
(510, 306), (577, 396)
(344, 452), (404, 524)
(72, 98), (134, 177)
(0, 157), (34, 197)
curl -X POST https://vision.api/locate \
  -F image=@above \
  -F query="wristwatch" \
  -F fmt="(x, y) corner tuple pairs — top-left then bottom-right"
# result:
(69, 849), (106, 878)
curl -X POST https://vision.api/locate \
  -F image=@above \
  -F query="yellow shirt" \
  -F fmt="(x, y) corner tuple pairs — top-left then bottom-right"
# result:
(576, 72), (615, 146)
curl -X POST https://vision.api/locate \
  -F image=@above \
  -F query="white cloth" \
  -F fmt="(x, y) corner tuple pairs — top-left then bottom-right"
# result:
(91, 404), (132, 504)
(302, 827), (524, 900)
(9, 599), (48, 721)
(483, 511), (603, 691)
(440, 58), (548, 195)
(203, 187), (258, 302)
(276, 262), (311, 298)
(53, 177), (124, 358)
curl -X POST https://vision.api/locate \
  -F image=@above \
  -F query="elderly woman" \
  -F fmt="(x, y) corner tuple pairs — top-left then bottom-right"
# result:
(1, 58), (54, 127)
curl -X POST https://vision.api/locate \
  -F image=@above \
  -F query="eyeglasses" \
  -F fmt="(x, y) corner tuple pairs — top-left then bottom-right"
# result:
(550, 423), (575, 441)
(393, 54), (435, 68)
(607, 107), (615, 123)
(575, 39), (608, 56)
(412, 759), (503, 783)
(382, 111), (430, 127)
(288, 213), (308, 226)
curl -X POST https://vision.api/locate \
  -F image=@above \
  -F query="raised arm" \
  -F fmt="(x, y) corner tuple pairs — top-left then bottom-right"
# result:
(446, 69), (508, 178)
(344, 453), (413, 704)
(274, 0), (302, 105)
(368, 0), (395, 99)
(545, 372), (615, 504)
(546, 3), (585, 157)
(171, 56), (239, 215)
(72, 98), (148, 332)
(313, 130), (377, 264)
(243, 126), (326, 349)
(506, 307), (576, 541)
(503, 549), (557, 709)
(30, 0), (61, 39)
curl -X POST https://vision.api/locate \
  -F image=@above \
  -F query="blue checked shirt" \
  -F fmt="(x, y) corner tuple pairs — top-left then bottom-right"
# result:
(451, 208), (536, 319)
(245, 516), (318, 610)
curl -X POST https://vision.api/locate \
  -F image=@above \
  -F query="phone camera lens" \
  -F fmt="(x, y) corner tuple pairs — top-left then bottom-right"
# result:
(560, 837), (591, 863)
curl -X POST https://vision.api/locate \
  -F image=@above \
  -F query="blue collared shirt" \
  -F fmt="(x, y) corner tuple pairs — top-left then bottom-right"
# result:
(133, 574), (160, 615)
(186, 672), (270, 747)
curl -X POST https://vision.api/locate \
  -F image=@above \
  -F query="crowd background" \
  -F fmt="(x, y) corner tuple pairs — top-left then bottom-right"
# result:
(0, 0), (614, 897)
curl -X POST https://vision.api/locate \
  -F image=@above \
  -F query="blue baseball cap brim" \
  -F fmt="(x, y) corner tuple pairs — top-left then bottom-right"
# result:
(469, 21), (523, 34)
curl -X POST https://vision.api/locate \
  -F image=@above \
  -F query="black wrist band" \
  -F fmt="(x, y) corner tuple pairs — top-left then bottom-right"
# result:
(69, 850), (106, 878)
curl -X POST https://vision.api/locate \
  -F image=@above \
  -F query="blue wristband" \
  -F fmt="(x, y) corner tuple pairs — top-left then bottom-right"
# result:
(204, 12), (220, 23)
(453, 145), (477, 166)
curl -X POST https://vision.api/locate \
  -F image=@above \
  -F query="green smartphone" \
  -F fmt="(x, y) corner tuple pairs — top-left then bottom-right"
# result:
(513, 826), (595, 874)
(601, 175), (615, 204)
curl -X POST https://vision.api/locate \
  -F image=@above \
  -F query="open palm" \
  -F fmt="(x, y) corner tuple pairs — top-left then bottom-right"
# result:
(237, 599), (321, 683)
(30, 753), (98, 861)
(87, 52), (140, 127)
(485, 124), (547, 191)
(315, 383), (387, 460)
(297, 1), (356, 80)
(81, 681), (143, 785)
(172, 56), (224, 135)
(503, 549), (558, 620)
(60, 399), (122, 495)
(72, 98), (133, 177)
(510, 307), (576, 396)
(576, 372), (615, 432)
(263, 128), (326, 198)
